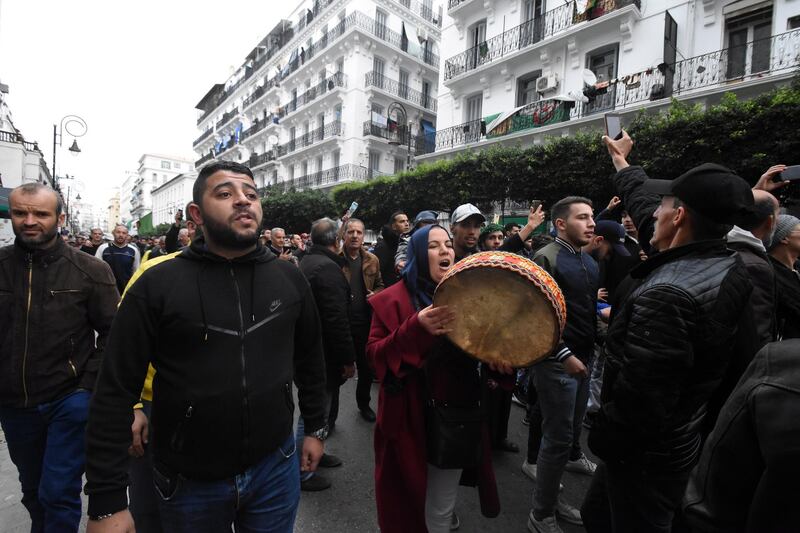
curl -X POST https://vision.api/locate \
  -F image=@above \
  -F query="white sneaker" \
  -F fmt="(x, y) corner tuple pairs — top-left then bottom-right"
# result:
(555, 496), (583, 525)
(565, 452), (597, 475)
(527, 511), (563, 533)
(521, 460), (564, 491)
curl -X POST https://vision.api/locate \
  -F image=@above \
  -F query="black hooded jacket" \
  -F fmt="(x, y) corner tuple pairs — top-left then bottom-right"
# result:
(373, 225), (401, 287)
(85, 238), (327, 516)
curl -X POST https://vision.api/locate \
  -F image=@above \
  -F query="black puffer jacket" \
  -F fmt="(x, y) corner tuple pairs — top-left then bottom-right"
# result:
(299, 245), (356, 383)
(612, 165), (661, 255)
(0, 238), (119, 407)
(703, 229), (776, 433)
(769, 256), (800, 339)
(590, 240), (752, 471)
(684, 340), (800, 532)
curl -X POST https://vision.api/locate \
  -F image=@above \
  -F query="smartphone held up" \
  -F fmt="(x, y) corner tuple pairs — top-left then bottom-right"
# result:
(775, 165), (800, 182)
(604, 113), (624, 140)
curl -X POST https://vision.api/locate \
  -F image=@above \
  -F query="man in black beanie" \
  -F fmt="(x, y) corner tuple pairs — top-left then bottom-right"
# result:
(580, 132), (754, 533)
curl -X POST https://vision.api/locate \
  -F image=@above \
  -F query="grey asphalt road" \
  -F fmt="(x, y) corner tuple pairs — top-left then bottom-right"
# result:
(0, 379), (593, 532)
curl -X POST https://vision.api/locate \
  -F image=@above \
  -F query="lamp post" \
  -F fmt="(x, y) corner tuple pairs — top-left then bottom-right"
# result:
(52, 115), (87, 190)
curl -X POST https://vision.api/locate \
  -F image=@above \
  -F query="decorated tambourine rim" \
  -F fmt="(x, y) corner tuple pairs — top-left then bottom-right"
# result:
(435, 251), (566, 335)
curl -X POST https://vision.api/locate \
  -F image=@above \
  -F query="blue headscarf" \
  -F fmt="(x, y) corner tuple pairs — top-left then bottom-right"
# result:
(401, 224), (446, 310)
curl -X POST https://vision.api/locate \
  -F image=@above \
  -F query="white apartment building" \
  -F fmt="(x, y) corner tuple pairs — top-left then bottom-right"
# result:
(151, 172), (199, 226)
(0, 82), (52, 190)
(130, 154), (194, 221)
(119, 170), (137, 225)
(420, 0), (800, 161)
(107, 189), (121, 233)
(192, 0), (443, 192)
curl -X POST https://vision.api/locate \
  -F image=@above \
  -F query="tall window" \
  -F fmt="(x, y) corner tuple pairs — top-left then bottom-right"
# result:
(522, 0), (544, 45)
(332, 149), (341, 168)
(161, 161), (171, 169)
(399, 69), (410, 99)
(394, 156), (405, 174)
(466, 93), (483, 123)
(302, 160), (308, 177)
(336, 57), (345, 74)
(369, 151), (381, 172)
(517, 70), (542, 106)
(469, 20), (487, 69)
(422, 80), (431, 109)
(318, 112), (325, 131)
(585, 45), (618, 114)
(373, 56), (385, 81)
(726, 7), (772, 79)
(316, 155), (324, 173)
(375, 9), (388, 40)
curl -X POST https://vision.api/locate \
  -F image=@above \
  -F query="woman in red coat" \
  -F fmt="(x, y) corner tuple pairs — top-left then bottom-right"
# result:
(367, 224), (510, 533)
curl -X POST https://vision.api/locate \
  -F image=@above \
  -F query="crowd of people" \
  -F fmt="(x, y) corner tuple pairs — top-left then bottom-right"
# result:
(0, 129), (798, 533)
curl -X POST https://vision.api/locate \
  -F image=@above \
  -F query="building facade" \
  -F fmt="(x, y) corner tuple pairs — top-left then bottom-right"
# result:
(107, 189), (121, 233)
(119, 170), (137, 226)
(420, 0), (800, 161)
(0, 83), (52, 190)
(151, 172), (198, 226)
(192, 0), (443, 192)
(130, 154), (194, 221)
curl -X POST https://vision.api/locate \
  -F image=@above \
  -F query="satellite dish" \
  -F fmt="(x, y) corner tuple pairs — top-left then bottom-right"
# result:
(582, 69), (598, 86)
(267, 135), (279, 146)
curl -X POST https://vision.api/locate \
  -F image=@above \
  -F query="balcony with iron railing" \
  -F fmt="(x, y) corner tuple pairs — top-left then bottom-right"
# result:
(216, 108), (240, 131)
(276, 71), (347, 122)
(433, 29), (800, 152)
(243, 77), (281, 110)
(0, 130), (43, 153)
(365, 71), (437, 112)
(396, 0), (442, 27)
(363, 120), (436, 155)
(193, 128), (214, 147)
(249, 150), (277, 169)
(278, 163), (387, 191)
(444, 0), (640, 81)
(276, 120), (344, 158)
(447, 0), (471, 11)
(195, 152), (214, 169)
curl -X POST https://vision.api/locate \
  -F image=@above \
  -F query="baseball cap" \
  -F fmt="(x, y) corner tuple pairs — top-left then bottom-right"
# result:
(451, 203), (486, 225)
(642, 163), (755, 225)
(593, 220), (630, 256)
(413, 210), (438, 227)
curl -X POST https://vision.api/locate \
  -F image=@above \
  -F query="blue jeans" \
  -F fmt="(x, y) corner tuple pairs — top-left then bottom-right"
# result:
(531, 358), (591, 517)
(155, 434), (299, 533)
(0, 389), (91, 533)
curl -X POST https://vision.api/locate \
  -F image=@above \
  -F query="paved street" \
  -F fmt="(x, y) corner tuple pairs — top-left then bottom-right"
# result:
(0, 379), (592, 532)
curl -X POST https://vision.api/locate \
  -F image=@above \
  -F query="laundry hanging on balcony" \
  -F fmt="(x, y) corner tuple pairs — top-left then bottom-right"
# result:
(485, 97), (573, 138)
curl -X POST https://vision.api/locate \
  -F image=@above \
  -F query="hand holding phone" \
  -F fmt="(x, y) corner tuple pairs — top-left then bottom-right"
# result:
(777, 165), (800, 182)
(346, 201), (359, 217)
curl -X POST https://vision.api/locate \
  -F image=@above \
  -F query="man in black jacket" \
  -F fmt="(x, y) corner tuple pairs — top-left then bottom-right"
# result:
(296, 217), (357, 491)
(372, 211), (409, 287)
(0, 183), (119, 533)
(683, 340), (800, 532)
(581, 133), (754, 533)
(84, 161), (328, 533)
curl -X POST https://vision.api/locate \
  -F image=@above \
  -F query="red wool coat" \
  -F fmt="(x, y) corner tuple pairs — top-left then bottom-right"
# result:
(366, 281), (502, 533)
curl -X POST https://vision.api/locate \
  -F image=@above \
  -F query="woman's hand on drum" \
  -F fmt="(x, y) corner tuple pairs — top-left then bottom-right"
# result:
(418, 305), (456, 336)
(488, 361), (514, 375)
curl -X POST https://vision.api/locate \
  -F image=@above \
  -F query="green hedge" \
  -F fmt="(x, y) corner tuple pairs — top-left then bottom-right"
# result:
(332, 84), (800, 229)
(260, 187), (337, 233)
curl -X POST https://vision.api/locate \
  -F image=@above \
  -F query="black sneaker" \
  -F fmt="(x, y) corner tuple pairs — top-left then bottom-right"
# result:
(318, 453), (343, 468)
(359, 406), (376, 422)
(301, 474), (331, 492)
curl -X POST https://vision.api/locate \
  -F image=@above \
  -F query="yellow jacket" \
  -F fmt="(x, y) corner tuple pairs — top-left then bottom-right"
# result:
(121, 251), (181, 405)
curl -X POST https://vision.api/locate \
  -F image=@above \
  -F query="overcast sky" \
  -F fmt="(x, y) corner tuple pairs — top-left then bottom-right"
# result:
(0, 0), (287, 207)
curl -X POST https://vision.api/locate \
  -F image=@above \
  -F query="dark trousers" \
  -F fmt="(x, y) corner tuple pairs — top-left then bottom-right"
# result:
(484, 377), (513, 446)
(581, 460), (690, 533)
(351, 322), (373, 409)
(526, 374), (584, 464)
(326, 375), (341, 430)
(0, 389), (90, 533)
(129, 401), (163, 533)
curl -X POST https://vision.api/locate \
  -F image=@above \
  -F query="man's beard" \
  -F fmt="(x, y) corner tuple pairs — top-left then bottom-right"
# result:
(203, 214), (259, 250)
(14, 224), (58, 248)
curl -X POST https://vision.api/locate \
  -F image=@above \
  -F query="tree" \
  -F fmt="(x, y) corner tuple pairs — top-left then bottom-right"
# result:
(261, 188), (337, 233)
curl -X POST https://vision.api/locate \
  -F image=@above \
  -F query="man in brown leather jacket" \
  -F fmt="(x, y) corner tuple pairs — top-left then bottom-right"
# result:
(0, 183), (118, 532)
(340, 217), (383, 422)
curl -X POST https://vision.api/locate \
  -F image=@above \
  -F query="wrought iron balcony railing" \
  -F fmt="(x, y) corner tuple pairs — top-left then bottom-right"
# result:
(195, 152), (214, 169)
(362, 120), (436, 155)
(396, 0), (441, 27)
(216, 108), (239, 131)
(365, 71), (437, 111)
(444, 0), (640, 81)
(193, 128), (214, 147)
(447, 0), (472, 11)
(243, 78), (281, 110)
(276, 120), (344, 158)
(276, 71), (347, 121)
(249, 150), (277, 169)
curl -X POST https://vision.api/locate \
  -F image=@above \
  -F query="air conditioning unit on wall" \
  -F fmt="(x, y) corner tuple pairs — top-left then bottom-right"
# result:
(536, 74), (559, 93)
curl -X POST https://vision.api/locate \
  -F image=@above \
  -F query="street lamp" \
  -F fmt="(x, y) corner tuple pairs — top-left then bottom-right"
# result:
(53, 115), (87, 190)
